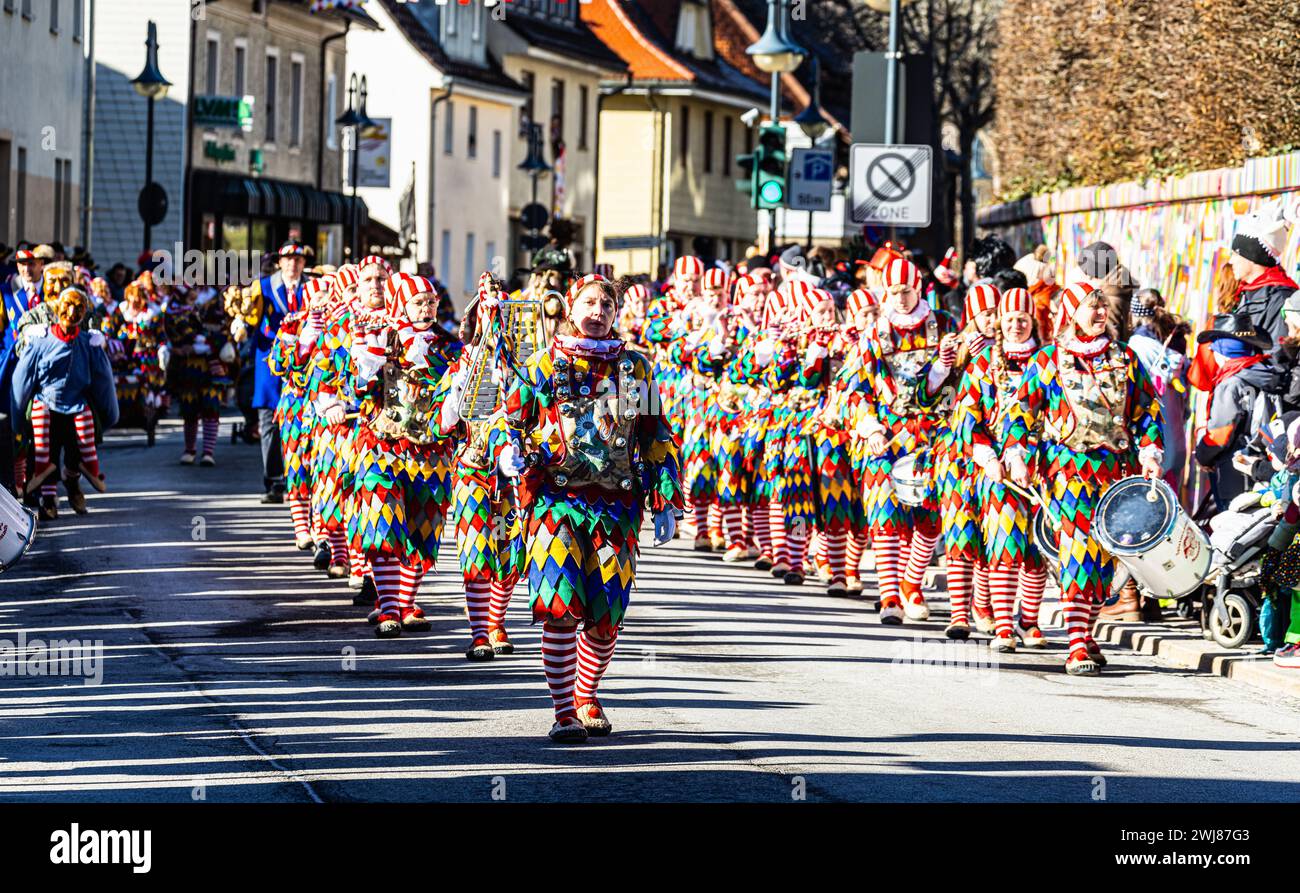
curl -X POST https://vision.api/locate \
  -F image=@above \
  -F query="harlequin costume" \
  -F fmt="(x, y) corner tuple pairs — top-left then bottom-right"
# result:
(495, 273), (682, 742)
(837, 286), (883, 593)
(163, 286), (231, 466)
(854, 257), (957, 624)
(267, 283), (324, 551)
(953, 287), (1050, 647)
(1002, 282), (1164, 675)
(311, 257), (392, 598)
(437, 272), (529, 660)
(349, 272), (461, 638)
(104, 281), (167, 448)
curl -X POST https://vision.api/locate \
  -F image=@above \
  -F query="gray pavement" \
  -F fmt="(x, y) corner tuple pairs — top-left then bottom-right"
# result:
(2, 414), (1300, 803)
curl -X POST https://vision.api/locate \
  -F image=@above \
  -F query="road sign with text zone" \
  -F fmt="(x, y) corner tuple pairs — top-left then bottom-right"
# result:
(848, 143), (932, 226)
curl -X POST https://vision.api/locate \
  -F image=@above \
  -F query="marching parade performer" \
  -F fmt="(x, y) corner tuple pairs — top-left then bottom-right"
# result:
(103, 279), (166, 446)
(1002, 281), (1164, 675)
(10, 287), (119, 517)
(856, 256), (958, 623)
(837, 286), (883, 593)
(163, 284), (232, 466)
(226, 242), (307, 502)
(313, 256), (392, 599)
(959, 286), (1050, 648)
(931, 283), (999, 641)
(349, 272), (461, 638)
(495, 273), (682, 742)
(267, 278), (328, 553)
(437, 272), (533, 660)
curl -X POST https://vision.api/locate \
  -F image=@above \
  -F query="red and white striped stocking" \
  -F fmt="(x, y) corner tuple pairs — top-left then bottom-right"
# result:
(846, 529), (868, 582)
(326, 527), (348, 567)
(465, 579), (491, 641)
(873, 532), (902, 604)
(73, 408), (99, 479)
(349, 545), (371, 579)
(973, 561), (991, 613)
(575, 629), (618, 705)
(769, 501), (788, 567)
(286, 499), (311, 541)
(1019, 566), (1048, 627)
(752, 501), (772, 558)
(397, 562), (423, 609)
(692, 501), (710, 539)
(707, 501), (722, 541)
(488, 579), (513, 629)
(541, 623), (579, 721)
(823, 527), (847, 586)
(903, 527), (939, 591)
(947, 557), (973, 624)
(30, 398), (51, 472)
(989, 564), (1018, 635)
(722, 504), (745, 551)
(1062, 595), (1092, 655)
(371, 557), (403, 615)
(201, 417), (220, 458)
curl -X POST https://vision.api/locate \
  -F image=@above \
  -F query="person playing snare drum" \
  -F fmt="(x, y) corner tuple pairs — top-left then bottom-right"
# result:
(1000, 282), (1163, 676)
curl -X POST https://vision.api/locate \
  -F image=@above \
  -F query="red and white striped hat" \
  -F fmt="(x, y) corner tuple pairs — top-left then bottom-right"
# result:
(1058, 281), (1098, 329)
(623, 282), (651, 305)
(566, 272), (609, 308)
(964, 283), (1000, 324)
(384, 272), (437, 319)
(332, 264), (359, 296)
(846, 286), (879, 317)
(302, 275), (332, 305)
(674, 255), (704, 280)
(780, 278), (820, 321)
(999, 287), (1033, 316)
(701, 267), (729, 292)
(882, 256), (922, 292)
(358, 254), (393, 277)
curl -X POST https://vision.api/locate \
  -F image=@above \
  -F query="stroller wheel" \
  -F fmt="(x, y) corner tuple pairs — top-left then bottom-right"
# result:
(1209, 592), (1254, 650)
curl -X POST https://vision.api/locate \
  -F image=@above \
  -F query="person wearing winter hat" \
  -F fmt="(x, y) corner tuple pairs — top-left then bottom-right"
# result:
(1003, 281), (1164, 675)
(1229, 201), (1298, 356)
(853, 256), (959, 624)
(494, 274), (683, 742)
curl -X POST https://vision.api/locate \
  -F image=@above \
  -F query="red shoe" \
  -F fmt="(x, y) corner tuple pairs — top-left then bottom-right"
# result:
(465, 636), (494, 661)
(401, 606), (432, 632)
(487, 626), (514, 655)
(575, 698), (612, 736)
(374, 612), (402, 638)
(1065, 648), (1101, 676)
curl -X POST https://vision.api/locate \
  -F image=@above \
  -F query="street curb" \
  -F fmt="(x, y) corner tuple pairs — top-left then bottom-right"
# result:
(1045, 605), (1300, 700)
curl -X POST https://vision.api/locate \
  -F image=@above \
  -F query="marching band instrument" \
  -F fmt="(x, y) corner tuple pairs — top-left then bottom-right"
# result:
(1094, 475), (1210, 599)
(458, 296), (546, 424)
(0, 486), (38, 574)
(889, 453), (929, 507)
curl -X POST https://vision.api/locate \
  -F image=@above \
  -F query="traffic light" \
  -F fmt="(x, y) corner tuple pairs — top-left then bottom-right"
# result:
(754, 124), (787, 210)
(734, 150), (757, 206)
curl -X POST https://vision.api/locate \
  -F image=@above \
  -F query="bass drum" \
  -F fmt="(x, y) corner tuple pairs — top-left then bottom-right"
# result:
(1032, 508), (1059, 576)
(889, 453), (928, 508)
(0, 486), (38, 573)
(1094, 476), (1210, 599)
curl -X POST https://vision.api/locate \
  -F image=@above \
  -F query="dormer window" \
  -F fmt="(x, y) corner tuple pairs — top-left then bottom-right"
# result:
(676, 1), (713, 60)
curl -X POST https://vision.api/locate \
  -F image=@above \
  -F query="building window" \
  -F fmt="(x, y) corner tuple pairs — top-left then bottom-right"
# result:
(492, 130), (501, 178)
(550, 78), (565, 147)
(72, 0), (81, 40)
(467, 105), (477, 158)
(205, 35), (220, 94)
(53, 159), (63, 240)
(679, 105), (690, 167)
(440, 229), (452, 285)
(15, 147), (26, 239)
(578, 85), (589, 151)
(49, 0), (56, 33)
(3, 2), (13, 17)
(60, 159), (72, 242)
(264, 52), (278, 143)
(485, 240), (496, 275)
(463, 233), (476, 295)
(326, 73), (338, 149)
(520, 70), (534, 135)
(20, 0), (31, 20)
(443, 101), (454, 155)
(234, 43), (246, 97)
(703, 110), (713, 174)
(723, 116), (732, 176)
(289, 57), (303, 147)
(0, 140), (10, 244)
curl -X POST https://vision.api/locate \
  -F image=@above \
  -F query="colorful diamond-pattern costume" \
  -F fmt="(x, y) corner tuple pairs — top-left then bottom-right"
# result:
(498, 342), (682, 637)
(267, 312), (317, 501)
(1002, 339), (1164, 635)
(102, 301), (165, 430)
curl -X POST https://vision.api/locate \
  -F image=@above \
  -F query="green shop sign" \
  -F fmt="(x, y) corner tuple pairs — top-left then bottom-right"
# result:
(204, 141), (236, 163)
(194, 95), (255, 132)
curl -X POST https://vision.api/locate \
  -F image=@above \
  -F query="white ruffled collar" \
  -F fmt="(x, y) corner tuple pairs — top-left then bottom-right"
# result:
(1004, 336), (1037, 358)
(884, 298), (931, 331)
(1057, 331), (1110, 358)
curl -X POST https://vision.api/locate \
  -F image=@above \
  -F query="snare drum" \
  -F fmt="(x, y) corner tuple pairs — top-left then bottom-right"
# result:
(1094, 476), (1210, 599)
(889, 453), (928, 508)
(0, 486), (38, 573)
(1032, 508), (1059, 574)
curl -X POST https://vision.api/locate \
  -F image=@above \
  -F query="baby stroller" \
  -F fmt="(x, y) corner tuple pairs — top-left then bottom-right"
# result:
(1199, 498), (1275, 649)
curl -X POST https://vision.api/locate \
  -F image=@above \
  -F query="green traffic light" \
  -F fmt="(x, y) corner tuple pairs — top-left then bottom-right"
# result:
(759, 180), (784, 204)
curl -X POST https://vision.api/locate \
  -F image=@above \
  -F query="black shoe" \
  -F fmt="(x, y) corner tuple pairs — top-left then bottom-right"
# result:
(261, 490), (285, 505)
(352, 576), (377, 606)
(38, 496), (58, 522)
(312, 542), (331, 571)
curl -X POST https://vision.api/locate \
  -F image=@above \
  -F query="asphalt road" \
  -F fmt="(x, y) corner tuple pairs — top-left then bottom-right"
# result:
(2, 414), (1299, 803)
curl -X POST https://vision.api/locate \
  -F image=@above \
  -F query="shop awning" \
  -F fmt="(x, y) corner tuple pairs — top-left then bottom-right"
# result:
(192, 170), (365, 226)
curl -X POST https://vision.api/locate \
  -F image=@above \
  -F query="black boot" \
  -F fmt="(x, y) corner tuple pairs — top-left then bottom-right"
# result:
(64, 477), (88, 515)
(312, 541), (332, 571)
(352, 575), (377, 606)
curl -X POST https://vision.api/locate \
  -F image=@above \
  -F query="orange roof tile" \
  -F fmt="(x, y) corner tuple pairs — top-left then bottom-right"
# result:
(580, 0), (694, 81)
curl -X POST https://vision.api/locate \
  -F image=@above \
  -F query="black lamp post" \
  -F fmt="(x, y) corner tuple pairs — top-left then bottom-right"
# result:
(131, 20), (171, 261)
(336, 73), (374, 261)
(516, 122), (551, 255)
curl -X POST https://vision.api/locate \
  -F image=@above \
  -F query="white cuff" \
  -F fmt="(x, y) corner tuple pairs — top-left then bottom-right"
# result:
(926, 362), (950, 391)
(803, 343), (829, 365)
(279, 333), (298, 345)
(972, 443), (999, 472)
(439, 393), (462, 432)
(1138, 444), (1164, 466)
(1003, 445), (1029, 467)
(316, 394), (343, 416)
(355, 352), (384, 382)
(752, 341), (776, 368)
(88, 329), (106, 349)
